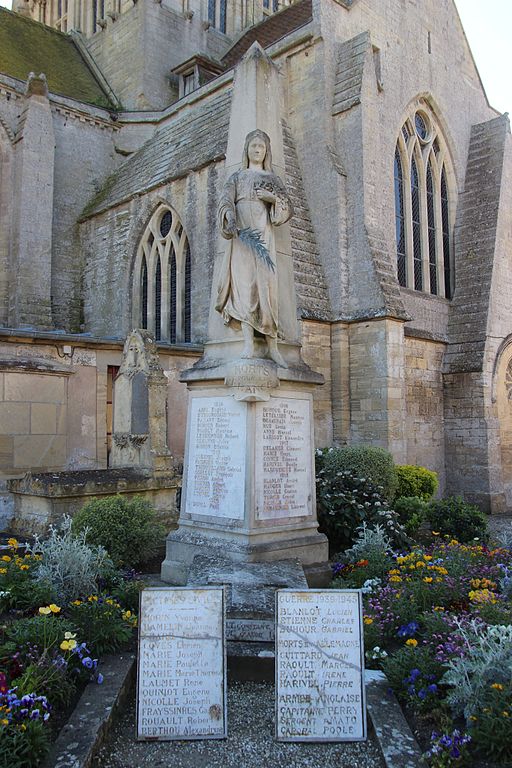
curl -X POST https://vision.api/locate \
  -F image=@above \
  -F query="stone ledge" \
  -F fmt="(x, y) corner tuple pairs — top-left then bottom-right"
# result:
(40, 653), (136, 768)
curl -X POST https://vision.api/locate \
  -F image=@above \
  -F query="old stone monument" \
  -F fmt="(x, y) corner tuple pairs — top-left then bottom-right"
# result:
(161, 42), (328, 586)
(111, 328), (173, 474)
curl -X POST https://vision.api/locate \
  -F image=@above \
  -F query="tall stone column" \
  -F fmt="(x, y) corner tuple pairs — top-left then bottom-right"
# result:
(10, 73), (54, 329)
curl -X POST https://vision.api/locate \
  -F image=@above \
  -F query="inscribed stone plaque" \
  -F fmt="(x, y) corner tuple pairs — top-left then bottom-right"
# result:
(255, 397), (312, 520)
(275, 590), (366, 742)
(185, 397), (246, 519)
(137, 587), (226, 740)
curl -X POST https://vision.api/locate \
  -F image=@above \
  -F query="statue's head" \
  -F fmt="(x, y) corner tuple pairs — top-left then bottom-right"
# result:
(242, 129), (273, 171)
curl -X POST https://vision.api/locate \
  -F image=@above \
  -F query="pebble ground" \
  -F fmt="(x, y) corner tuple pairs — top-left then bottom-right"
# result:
(93, 681), (386, 768)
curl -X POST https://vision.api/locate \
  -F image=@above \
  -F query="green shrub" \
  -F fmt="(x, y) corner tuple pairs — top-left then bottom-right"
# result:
(316, 446), (398, 502)
(316, 463), (408, 554)
(395, 465), (438, 501)
(394, 496), (429, 536)
(72, 495), (166, 568)
(426, 496), (488, 543)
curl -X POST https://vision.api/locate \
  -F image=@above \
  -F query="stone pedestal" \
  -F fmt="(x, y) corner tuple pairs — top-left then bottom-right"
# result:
(161, 348), (328, 584)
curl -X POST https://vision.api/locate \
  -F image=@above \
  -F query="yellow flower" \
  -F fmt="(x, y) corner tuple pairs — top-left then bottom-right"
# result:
(363, 617), (373, 625)
(88, 595), (98, 602)
(469, 715), (477, 721)
(502, 711), (509, 718)
(122, 610), (132, 620)
(71, 600), (82, 606)
(1, 718), (8, 726)
(415, 561), (425, 568)
(433, 606), (445, 612)
(0, 568), (6, 575)
(388, 569), (400, 575)
(64, 631), (77, 640)
(423, 577), (433, 583)
(19, 564), (29, 571)
(49, 604), (61, 613)
(491, 683), (504, 691)
(389, 575), (402, 583)
(7, 538), (18, 548)
(432, 531), (440, 536)
(39, 606), (51, 615)
(60, 639), (77, 651)
(406, 638), (418, 647)
(1, 556), (11, 562)
(424, 555), (432, 561)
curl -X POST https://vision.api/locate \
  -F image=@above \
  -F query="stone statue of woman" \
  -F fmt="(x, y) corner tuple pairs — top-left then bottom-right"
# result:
(216, 129), (293, 367)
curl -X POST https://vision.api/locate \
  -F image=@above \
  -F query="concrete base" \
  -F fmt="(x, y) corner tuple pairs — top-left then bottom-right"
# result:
(161, 527), (328, 585)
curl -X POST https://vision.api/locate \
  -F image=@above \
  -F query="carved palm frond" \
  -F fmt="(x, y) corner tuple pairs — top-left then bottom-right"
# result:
(238, 228), (275, 272)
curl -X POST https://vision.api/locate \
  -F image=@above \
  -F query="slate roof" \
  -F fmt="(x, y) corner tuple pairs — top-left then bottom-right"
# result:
(0, 8), (113, 109)
(82, 88), (233, 219)
(221, 0), (313, 70)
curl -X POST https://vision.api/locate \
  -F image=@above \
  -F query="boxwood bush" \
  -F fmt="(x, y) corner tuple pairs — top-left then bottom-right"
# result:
(395, 464), (438, 501)
(72, 495), (166, 569)
(426, 496), (488, 543)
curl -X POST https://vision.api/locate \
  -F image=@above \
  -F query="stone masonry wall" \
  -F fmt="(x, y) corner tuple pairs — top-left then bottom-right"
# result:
(300, 319), (333, 448)
(404, 335), (446, 493)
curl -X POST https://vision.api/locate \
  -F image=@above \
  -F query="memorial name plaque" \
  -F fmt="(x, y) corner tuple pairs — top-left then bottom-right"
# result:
(185, 397), (246, 520)
(137, 587), (226, 740)
(275, 589), (366, 742)
(255, 397), (312, 520)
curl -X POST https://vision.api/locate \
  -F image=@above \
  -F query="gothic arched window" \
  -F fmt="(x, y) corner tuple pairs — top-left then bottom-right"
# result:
(394, 107), (453, 298)
(133, 205), (192, 343)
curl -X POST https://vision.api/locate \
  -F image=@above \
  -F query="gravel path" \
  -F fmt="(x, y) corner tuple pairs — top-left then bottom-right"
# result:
(94, 681), (385, 768)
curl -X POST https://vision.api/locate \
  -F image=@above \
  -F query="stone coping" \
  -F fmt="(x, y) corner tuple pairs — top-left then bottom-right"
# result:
(8, 468), (179, 497)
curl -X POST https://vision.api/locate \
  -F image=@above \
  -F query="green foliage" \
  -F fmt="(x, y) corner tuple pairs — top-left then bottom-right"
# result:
(316, 465), (407, 554)
(393, 496), (428, 536)
(110, 577), (146, 614)
(383, 645), (445, 713)
(426, 497), (488, 543)
(395, 465), (438, 501)
(72, 495), (166, 568)
(2, 615), (76, 656)
(469, 683), (512, 762)
(68, 595), (135, 655)
(0, 720), (51, 768)
(30, 516), (114, 603)
(12, 662), (76, 708)
(317, 446), (398, 502)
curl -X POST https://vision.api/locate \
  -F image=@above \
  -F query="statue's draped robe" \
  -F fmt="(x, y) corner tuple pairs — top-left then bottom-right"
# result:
(216, 169), (292, 339)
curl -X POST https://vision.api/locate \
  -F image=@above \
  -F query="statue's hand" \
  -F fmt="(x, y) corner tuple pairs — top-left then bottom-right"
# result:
(256, 189), (277, 204)
(224, 212), (238, 237)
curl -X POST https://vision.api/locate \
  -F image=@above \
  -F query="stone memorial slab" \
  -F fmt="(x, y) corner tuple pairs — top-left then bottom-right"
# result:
(275, 589), (366, 742)
(255, 397), (312, 520)
(226, 618), (275, 642)
(185, 396), (246, 520)
(137, 587), (226, 740)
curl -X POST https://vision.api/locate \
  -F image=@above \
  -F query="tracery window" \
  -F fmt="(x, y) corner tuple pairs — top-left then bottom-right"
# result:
(208, 0), (227, 32)
(133, 205), (192, 343)
(394, 107), (453, 298)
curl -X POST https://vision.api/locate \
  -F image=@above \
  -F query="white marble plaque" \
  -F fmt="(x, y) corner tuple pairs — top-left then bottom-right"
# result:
(275, 590), (366, 742)
(137, 587), (226, 740)
(255, 398), (312, 520)
(185, 397), (246, 519)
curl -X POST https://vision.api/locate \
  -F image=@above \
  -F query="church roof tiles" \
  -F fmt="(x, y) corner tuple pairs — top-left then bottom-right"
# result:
(0, 8), (114, 109)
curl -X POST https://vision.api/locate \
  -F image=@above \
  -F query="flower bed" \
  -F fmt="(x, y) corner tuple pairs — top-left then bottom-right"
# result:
(333, 535), (512, 766)
(0, 535), (142, 768)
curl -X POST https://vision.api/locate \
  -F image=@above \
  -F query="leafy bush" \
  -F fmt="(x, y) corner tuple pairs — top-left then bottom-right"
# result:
(316, 466), (407, 554)
(29, 517), (113, 603)
(2, 614), (76, 655)
(316, 446), (398, 502)
(395, 465), (438, 501)
(426, 497), (488, 543)
(72, 495), (166, 569)
(0, 539), (57, 612)
(68, 595), (136, 655)
(383, 645), (444, 713)
(394, 496), (429, 536)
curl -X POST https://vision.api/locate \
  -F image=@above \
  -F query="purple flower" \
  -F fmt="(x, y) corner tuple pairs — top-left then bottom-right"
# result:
(418, 689), (427, 700)
(427, 683), (438, 694)
(82, 657), (94, 669)
(398, 622), (419, 638)
(30, 709), (40, 720)
(97, 673), (104, 685)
